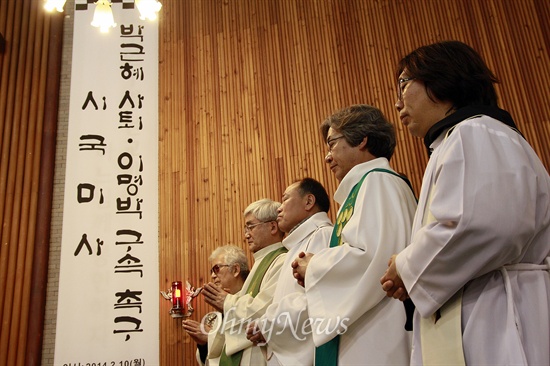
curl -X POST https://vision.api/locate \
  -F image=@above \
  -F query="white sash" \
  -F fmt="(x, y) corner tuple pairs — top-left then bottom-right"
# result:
(498, 258), (550, 365)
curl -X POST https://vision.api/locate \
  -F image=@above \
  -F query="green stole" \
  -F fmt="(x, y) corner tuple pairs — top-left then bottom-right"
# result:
(219, 246), (288, 366)
(314, 168), (412, 366)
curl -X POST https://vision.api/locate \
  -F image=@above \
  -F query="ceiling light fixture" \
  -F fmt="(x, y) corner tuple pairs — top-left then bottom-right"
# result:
(135, 0), (162, 21)
(44, 0), (67, 12)
(91, 0), (117, 33)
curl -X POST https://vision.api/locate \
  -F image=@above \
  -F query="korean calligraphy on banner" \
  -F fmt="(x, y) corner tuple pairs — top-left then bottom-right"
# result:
(54, 1), (159, 365)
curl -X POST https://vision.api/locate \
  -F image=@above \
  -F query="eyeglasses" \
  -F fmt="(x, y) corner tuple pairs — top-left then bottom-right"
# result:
(397, 77), (415, 101)
(210, 264), (230, 275)
(243, 221), (270, 233)
(326, 135), (345, 153)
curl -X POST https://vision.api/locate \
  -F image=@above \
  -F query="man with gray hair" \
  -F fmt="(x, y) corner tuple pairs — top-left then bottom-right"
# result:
(203, 199), (286, 366)
(208, 245), (250, 293)
(183, 244), (249, 365)
(292, 104), (417, 365)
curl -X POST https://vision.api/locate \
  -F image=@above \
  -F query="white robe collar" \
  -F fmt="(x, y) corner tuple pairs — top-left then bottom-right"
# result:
(252, 242), (284, 261)
(282, 212), (332, 251)
(334, 157), (392, 205)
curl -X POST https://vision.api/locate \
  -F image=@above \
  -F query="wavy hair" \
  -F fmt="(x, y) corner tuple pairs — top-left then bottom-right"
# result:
(320, 104), (396, 160)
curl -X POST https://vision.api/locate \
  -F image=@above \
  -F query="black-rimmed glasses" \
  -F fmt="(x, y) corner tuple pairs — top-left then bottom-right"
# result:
(326, 135), (345, 153)
(397, 77), (415, 101)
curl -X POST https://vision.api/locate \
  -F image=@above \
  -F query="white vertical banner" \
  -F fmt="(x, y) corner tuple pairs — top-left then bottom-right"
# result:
(54, 1), (159, 365)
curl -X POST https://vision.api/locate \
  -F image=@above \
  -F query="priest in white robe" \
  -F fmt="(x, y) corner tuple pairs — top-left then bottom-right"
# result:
(382, 40), (550, 365)
(246, 178), (334, 365)
(203, 199), (287, 366)
(183, 244), (249, 366)
(293, 105), (418, 366)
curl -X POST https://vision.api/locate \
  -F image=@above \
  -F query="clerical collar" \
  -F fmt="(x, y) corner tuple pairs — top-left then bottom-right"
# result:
(423, 105), (521, 155)
(288, 215), (312, 235)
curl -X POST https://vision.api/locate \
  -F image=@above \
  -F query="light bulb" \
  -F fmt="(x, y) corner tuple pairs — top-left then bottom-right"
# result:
(135, 0), (162, 21)
(91, 0), (117, 33)
(44, 0), (67, 12)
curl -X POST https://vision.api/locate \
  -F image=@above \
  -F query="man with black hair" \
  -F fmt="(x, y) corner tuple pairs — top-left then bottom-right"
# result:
(247, 178), (333, 365)
(381, 40), (550, 366)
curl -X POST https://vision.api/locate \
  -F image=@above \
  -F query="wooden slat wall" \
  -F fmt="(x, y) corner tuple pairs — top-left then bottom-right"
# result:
(158, 0), (550, 364)
(1, 0), (550, 365)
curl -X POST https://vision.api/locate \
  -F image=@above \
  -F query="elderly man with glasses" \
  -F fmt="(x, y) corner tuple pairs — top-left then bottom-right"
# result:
(202, 198), (286, 366)
(183, 245), (249, 365)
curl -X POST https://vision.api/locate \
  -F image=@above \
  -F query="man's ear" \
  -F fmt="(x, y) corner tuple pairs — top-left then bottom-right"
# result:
(304, 193), (316, 211)
(269, 220), (279, 235)
(358, 136), (368, 150)
(232, 263), (241, 278)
